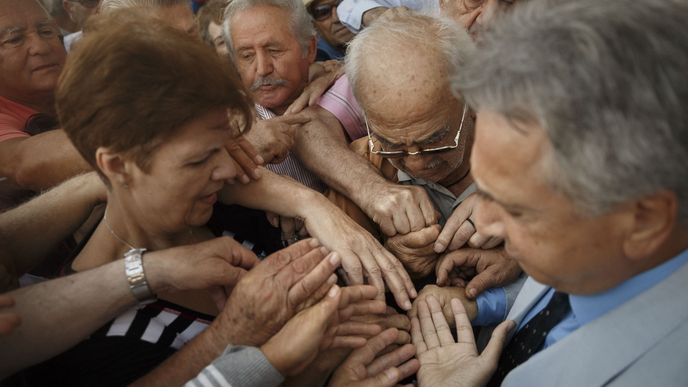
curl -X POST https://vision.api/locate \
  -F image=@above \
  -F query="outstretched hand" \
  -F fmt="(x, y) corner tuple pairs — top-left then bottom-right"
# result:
(412, 296), (514, 387)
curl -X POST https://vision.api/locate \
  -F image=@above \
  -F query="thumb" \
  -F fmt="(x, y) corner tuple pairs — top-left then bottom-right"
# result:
(465, 265), (499, 299)
(436, 250), (471, 286)
(401, 225), (441, 249)
(480, 319), (516, 366)
(308, 284), (342, 328)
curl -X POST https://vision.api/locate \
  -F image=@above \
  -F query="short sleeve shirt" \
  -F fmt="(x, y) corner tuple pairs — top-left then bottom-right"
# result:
(0, 96), (35, 143)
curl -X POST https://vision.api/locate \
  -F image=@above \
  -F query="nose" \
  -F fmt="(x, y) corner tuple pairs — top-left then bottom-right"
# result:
(26, 32), (52, 56)
(255, 51), (273, 77)
(402, 152), (428, 174)
(473, 195), (506, 239)
(211, 148), (239, 183)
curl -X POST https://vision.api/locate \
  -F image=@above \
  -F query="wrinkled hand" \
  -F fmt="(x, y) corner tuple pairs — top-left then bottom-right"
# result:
(303, 200), (416, 310)
(262, 284), (385, 376)
(206, 239), (340, 349)
(285, 60), (343, 115)
(412, 296), (514, 387)
(435, 247), (521, 299)
(351, 306), (412, 345)
(0, 294), (20, 336)
(266, 211), (308, 246)
(434, 193), (503, 254)
(145, 236), (259, 295)
(329, 328), (420, 387)
(224, 134), (264, 183)
(245, 113), (310, 164)
(385, 225), (441, 279)
(410, 285), (477, 327)
(365, 182), (438, 237)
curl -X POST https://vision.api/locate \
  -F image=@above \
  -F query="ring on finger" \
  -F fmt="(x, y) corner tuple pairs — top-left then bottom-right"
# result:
(465, 217), (476, 229)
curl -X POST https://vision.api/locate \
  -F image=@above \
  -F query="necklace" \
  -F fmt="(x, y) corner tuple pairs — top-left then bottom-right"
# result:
(103, 208), (139, 250)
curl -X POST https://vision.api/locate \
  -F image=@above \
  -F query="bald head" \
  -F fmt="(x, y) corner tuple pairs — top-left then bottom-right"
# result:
(346, 10), (474, 121)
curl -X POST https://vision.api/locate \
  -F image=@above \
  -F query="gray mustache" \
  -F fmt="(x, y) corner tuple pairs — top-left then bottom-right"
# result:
(250, 77), (288, 91)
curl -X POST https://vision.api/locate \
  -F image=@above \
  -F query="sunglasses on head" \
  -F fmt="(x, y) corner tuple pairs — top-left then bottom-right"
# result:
(309, 0), (342, 22)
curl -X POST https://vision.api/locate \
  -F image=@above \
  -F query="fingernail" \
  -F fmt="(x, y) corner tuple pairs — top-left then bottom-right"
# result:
(433, 243), (444, 253)
(403, 301), (412, 310)
(328, 284), (340, 298)
(240, 175), (250, 184)
(469, 288), (477, 297)
(254, 156), (264, 165)
(328, 252), (340, 265)
(410, 288), (418, 298)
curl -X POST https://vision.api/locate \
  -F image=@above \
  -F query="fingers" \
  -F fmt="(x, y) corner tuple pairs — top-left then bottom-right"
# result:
(434, 201), (473, 253)
(482, 236), (504, 250)
(468, 231), (491, 249)
(366, 343), (416, 376)
(464, 266), (500, 299)
(410, 317), (427, 354)
(338, 285), (379, 309)
(451, 298), (476, 346)
(285, 93), (309, 115)
(426, 296), (454, 346)
(329, 321), (382, 337)
(226, 136), (263, 183)
(435, 249), (470, 286)
(391, 212), (412, 236)
(481, 319), (516, 366)
(345, 328), (400, 367)
(372, 249), (415, 310)
(287, 252), (340, 308)
(399, 225), (441, 249)
(417, 297), (440, 350)
(418, 193), (439, 228)
(339, 300), (387, 321)
(265, 238), (320, 273)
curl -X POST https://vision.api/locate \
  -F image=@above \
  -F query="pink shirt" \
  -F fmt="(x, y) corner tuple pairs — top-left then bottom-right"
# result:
(317, 75), (366, 142)
(0, 96), (34, 143)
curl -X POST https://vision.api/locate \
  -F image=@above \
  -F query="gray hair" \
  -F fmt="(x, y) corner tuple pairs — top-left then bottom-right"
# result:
(222, 0), (315, 57)
(99, 0), (186, 13)
(454, 0), (688, 223)
(345, 10), (475, 103)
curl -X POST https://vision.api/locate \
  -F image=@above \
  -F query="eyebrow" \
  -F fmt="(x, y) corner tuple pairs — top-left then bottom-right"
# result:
(373, 125), (451, 147)
(474, 183), (529, 212)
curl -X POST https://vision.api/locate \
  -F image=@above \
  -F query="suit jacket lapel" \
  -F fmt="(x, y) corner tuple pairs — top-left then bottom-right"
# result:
(505, 262), (688, 386)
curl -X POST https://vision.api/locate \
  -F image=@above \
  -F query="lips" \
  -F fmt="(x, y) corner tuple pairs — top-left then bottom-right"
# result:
(31, 63), (59, 73)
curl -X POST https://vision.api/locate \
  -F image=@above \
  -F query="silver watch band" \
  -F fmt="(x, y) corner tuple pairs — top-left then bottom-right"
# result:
(124, 248), (156, 304)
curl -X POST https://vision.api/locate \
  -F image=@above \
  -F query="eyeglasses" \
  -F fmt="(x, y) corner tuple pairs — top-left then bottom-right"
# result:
(70, 0), (100, 8)
(309, 0), (342, 22)
(0, 23), (61, 50)
(365, 105), (468, 158)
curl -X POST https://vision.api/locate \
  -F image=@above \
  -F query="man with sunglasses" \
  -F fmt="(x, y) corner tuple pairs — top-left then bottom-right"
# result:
(61, 0), (99, 51)
(304, 0), (354, 61)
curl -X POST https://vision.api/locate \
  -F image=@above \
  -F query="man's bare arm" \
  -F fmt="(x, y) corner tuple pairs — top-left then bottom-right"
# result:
(293, 106), (437, 236)
(0, 172), (105, 281)
(0, 130), (91, 191)
(0, 237), (257, 378)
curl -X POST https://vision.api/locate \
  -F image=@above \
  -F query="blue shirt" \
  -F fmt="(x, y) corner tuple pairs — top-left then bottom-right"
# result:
(475, 248), (688, 349)
(316, 37), (346, 61)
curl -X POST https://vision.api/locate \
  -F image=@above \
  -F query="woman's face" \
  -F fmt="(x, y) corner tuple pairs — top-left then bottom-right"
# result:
(124, 108), (238, 233)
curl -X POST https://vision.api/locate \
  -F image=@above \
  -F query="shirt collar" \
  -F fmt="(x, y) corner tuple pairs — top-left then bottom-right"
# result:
(570, 248), (688, 326)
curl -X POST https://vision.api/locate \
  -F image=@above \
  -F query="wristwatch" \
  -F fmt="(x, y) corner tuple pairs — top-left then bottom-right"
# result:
(124, 248), (157, 304)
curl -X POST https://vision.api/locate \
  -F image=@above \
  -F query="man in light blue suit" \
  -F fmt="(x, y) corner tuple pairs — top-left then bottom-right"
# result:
(410, 0), (688, 386)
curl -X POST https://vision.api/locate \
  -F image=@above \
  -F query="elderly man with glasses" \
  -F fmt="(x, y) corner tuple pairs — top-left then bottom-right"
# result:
(327, 10), (522, 318)
(303, 0), (354, 61)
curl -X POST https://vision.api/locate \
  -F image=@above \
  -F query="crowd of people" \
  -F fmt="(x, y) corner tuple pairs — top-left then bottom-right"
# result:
(0, 0), (686, 386)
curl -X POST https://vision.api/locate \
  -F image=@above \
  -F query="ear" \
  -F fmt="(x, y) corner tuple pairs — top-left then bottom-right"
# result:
(95, 147), (133, 188)
(306, 35), (317, 64)
(62, 0), (77, 21)
(622, 190), (678, 261)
